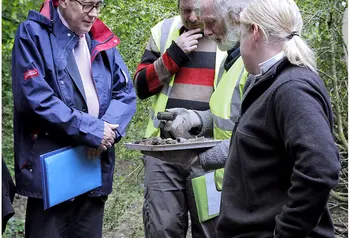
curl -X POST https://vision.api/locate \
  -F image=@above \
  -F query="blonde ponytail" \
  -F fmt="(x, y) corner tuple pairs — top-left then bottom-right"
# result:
(240, 0), (317, 73)
(284, 34), (317, 73)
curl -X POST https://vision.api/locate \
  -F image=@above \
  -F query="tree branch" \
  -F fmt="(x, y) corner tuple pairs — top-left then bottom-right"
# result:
(330, 189), (348, 202)
(304, 10), (323, 27)
(2, 15), (20, 25)
(318, 69), (334, 81)
(327, 11), (348, 150)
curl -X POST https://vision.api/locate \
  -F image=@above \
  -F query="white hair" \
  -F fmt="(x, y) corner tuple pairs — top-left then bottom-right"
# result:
(240, 0), (317, 73)
(213, 0), (251, 20)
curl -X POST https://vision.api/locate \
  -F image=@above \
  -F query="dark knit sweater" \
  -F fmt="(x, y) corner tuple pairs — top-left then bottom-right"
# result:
(217, 58), (341, 238)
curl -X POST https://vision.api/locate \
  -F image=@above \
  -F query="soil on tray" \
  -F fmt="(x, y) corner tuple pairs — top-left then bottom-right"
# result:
(133, 136), (209, 145)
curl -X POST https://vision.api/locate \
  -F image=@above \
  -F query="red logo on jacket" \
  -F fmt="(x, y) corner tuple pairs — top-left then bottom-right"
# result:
(24, 68), (39, 80)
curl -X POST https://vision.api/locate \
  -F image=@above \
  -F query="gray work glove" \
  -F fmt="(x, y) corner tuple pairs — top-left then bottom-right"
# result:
(141, 150), (199, 167)
(163, 108), (201, 139)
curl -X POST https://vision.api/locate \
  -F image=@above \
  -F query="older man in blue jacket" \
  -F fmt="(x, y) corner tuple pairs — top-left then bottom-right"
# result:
(11, 0), (136, 237)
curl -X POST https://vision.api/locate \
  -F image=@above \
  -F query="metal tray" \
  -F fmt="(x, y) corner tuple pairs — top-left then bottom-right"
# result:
(124, 139), (222, 151)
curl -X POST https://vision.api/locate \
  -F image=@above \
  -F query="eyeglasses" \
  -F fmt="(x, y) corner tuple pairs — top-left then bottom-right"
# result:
(180, 7), (194, 15)
(71, 0), (106, 14)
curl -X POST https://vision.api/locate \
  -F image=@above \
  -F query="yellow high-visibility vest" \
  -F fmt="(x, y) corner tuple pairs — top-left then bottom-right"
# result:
(211, 56), (248, 191)
(210, 56), (247, 140)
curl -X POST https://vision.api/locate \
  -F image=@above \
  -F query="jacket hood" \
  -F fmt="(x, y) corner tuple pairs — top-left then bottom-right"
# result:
(27, 0), (120, 47)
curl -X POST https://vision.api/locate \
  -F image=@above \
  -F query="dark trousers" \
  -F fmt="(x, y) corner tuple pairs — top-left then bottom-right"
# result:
(25, 195), (106, 238)
(2, 159), (16, 233)
(143, 155), (217, 238)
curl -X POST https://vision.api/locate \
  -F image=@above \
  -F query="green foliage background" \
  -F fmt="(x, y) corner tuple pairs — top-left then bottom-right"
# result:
(2, 0), (348, 237)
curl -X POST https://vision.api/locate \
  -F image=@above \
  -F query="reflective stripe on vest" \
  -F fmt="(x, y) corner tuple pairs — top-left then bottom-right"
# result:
(145, 17), (180, 138)
(214, 168), (224, 191)
(145, 16), (227, 138)
(210, 56), (248, 140)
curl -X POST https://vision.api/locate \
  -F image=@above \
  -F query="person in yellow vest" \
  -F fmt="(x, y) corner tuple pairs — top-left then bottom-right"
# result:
(139, 0), (252, 233)
(133, 0), (226, 237)
(158, 0), (254, 170)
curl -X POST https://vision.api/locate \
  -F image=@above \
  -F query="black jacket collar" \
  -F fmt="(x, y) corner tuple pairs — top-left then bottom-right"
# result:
(225, 47), (241, 71)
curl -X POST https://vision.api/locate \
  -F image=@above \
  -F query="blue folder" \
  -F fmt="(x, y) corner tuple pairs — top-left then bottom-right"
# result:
(40, 146), (102, 210)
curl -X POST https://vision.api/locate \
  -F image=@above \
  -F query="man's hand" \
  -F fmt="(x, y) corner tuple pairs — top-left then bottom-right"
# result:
(163, 108), (201, 138)
(175, 28), (203, 54)
(142, 150), (199, 166)
(99, 123), (119, 151)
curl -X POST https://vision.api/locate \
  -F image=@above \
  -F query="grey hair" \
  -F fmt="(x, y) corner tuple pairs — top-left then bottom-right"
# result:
(213, 0), (251, 20)
(240, 0), (317, 73)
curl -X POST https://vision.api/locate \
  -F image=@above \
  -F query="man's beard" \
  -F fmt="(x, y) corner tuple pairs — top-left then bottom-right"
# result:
(214, 24), (240, 51)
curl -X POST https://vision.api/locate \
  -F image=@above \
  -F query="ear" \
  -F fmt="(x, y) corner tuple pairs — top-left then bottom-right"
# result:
(251, 24), (261, 44)
(59, 0), (68, 8)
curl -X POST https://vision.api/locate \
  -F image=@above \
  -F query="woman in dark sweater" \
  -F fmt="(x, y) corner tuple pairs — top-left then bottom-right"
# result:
(217, 0), (341, 237)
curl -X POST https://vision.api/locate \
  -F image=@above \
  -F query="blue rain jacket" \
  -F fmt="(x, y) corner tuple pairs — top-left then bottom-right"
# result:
(12, 0), (136, 198)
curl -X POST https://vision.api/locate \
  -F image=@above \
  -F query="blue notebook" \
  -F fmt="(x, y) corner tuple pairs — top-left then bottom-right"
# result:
(40, 146), (102, 210)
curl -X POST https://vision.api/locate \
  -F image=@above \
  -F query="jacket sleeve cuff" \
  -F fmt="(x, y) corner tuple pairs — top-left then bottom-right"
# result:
(198, 139), (230, 171)
(79, 112), (104, 147)
(166, 41), (190, 67)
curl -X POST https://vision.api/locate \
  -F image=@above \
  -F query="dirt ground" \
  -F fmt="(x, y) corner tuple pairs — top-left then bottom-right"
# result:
(4, 159), (348, 238)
